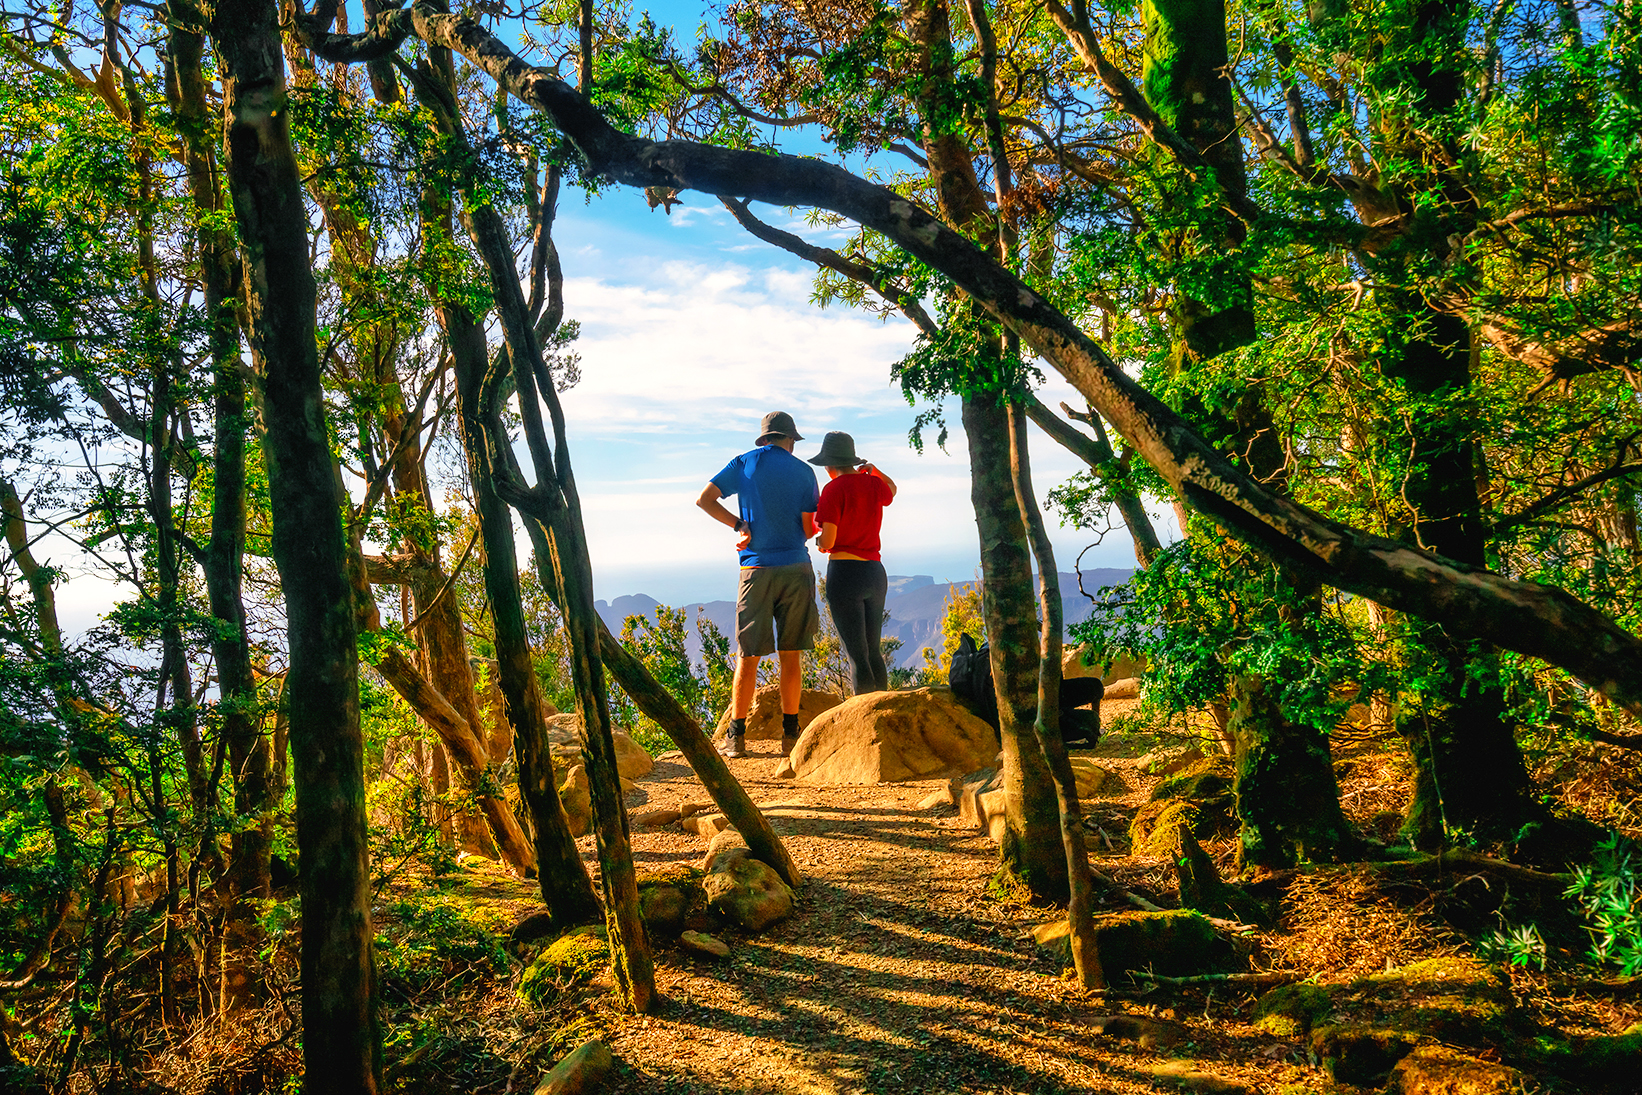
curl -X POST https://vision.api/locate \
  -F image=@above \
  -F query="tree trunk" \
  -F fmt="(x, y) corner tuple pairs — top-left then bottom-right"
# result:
(1141, 0), (1256, 359)
(1371, 0), (1536, 848)
(400, 51), (654, 1010)
(964, 396), (1068, 901)
(1007, 405), (1102, 987)
(207, 1), (382, 1087)
(164, 11), (272, 1006)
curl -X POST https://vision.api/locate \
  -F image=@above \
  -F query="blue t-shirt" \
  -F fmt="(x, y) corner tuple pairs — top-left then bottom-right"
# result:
(711, 446), (820, 567)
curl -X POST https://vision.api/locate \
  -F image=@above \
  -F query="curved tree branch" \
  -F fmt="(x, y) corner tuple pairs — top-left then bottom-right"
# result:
(305, 0), (1642, 717)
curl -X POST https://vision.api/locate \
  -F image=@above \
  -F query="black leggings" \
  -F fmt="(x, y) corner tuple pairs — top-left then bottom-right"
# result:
(825, 559), (889, 695)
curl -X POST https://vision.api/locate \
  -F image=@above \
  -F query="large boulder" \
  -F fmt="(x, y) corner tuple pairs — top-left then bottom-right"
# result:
(714, 684), (843, 742)
(1065, 643), (1146, 685)
(790, 686), (999, 784)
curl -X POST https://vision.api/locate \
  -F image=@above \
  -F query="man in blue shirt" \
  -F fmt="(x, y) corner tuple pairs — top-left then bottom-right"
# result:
(696, 411), (820, 758)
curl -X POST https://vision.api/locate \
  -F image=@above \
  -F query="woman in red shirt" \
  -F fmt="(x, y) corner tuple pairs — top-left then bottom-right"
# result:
(809, 432), (898, 694)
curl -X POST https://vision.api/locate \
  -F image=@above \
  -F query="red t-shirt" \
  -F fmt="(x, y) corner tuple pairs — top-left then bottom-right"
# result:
(817, 473), (894, 560)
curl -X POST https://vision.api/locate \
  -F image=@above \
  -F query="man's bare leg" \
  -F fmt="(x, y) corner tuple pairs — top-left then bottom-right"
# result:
(733, 655), (761, 719)
(777, 650), (803, 714)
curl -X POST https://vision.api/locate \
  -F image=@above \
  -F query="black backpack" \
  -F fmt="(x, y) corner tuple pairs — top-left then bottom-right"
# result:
(948, 633), (1000, 728)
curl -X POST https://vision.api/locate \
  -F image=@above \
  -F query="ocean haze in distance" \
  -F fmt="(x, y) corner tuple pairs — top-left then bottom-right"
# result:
(595, 569), (1135, 670)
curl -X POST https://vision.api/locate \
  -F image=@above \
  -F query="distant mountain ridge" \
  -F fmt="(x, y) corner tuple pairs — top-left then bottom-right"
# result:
(595, 569), (1133, 669)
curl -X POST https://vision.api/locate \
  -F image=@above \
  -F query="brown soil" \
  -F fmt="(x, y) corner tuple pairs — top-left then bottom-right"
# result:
(369, 707), (1640, 1095)
(553, 718), (1295, 1094)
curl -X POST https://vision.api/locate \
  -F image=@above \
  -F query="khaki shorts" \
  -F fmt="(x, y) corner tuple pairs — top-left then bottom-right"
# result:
(736, 563), (819, 656)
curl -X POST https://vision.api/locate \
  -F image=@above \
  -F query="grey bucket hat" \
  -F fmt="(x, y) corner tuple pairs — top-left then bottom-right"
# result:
(808, 431), (867, 468)
(756, 411), (803, 446)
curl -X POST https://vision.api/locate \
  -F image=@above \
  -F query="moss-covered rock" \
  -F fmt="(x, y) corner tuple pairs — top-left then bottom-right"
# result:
(1036, 910), (1232, 981)
(1310, 1024), (1421, 1086)
(1131, 799), (1234, 856)
(518, 926), (608, 1006)
(1581, 1025), (1642, 1081)
(1151, 757), (1234, 804)
(1537, 1022), (1642, 1089)
(1252, 983), (1333, 1037)
(1359, 956), (1517, 1047)
(1131, 758), (1237, 855)
(1385, 1045), (1527, 1094)
(635, 865), (704, 939)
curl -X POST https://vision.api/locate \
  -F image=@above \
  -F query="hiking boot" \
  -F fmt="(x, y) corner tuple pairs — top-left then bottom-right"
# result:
(720, 732), (747, 759)
(780, 732), (799, 757)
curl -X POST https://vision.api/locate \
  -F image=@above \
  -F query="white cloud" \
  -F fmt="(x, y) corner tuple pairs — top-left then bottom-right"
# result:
(544, 263), (1148, 599)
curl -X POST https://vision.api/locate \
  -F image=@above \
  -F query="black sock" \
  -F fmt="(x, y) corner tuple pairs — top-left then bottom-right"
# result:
(730, 717), (747, 737)
(782, 713), (799, 736)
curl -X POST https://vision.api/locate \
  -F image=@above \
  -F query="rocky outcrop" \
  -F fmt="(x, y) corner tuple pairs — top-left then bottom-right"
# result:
(714, 685), (842, 742)
(544, 713), (655, 781)
(789, 686), (999, 785)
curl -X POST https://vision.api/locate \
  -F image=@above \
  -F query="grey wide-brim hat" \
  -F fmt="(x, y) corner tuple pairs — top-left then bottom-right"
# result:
(756, 410), (803, 446)
(808, 431), (867, 467)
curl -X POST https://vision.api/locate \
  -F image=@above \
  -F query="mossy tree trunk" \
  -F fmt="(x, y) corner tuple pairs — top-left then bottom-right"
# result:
(207, 0), (382, 1086)
(1143, 0), (1355, 867)
(1366, 0), (1536, 849)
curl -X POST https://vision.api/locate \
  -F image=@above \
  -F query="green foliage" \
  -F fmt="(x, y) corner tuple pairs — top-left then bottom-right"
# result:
(619, 604), (702, 739)
(696, 610), (734, 721)
(919, 582), (983, 682)
(1071, 535), (1378, 732)
(374, 893), (511, 994)
(1566, 835), (1642, 976)
(1478, 923), (1548, 971)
